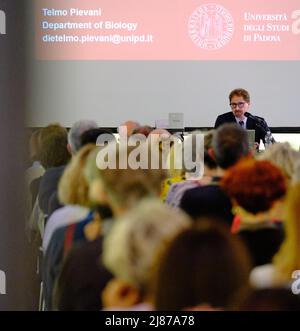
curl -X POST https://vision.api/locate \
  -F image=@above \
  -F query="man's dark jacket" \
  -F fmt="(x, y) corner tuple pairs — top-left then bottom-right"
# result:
(214, 111), (267, 144)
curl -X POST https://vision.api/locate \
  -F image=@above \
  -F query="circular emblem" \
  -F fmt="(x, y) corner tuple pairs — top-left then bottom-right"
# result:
(188, 3), (234, 50)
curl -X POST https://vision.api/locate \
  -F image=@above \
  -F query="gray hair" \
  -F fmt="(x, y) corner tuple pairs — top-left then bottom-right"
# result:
(68, 119), (98, 154)
(102, 198), (191, 293)
(257, 142), (300, 181)
(212, 123), (249, 169)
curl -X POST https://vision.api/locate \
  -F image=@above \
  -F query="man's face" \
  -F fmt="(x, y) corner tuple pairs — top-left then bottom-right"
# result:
(230, 95), (250, 119)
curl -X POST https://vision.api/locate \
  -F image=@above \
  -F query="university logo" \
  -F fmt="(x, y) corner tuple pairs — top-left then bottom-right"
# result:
(188, 3), (234, 50)
(0, 270), (6, 295)
(0, 9), (6, 35)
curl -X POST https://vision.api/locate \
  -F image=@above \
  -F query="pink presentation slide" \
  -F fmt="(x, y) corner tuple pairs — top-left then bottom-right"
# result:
(36, 0), (300, 60)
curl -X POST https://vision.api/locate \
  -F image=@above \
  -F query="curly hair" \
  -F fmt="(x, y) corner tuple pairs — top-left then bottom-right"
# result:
(221, 159), (287, 214)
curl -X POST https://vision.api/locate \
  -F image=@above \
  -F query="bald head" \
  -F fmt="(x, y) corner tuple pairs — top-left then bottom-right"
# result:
(119, 120), (141, 137)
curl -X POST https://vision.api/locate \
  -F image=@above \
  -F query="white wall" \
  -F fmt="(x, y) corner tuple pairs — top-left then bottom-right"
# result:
(28, 60), (300, 128)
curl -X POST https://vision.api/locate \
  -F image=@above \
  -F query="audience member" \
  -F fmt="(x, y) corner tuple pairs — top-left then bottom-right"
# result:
(46, 120), (100, 215)
(43, 144), (95, 252)
(102, 198), (191, 310)
(153, 221), (251, 311)
(80, 127), (114, 147)
(257, 142), (300, 185)
(67, 119), (98, 155)
(166, 130), (218, 208)
(37, 124), (71, 216)
(27, 124), (71, 241)
(118, 120), (140, 138)
(131, 125), (153, 137)
(180, 123), (250, 226)
(221, 159), (286, 266)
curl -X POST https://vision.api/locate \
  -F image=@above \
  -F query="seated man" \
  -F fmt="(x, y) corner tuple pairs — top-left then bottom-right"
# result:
(214, 88), (273, 146)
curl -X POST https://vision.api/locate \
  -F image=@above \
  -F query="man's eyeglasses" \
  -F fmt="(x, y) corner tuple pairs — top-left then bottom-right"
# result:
(230, 102), (246, 109)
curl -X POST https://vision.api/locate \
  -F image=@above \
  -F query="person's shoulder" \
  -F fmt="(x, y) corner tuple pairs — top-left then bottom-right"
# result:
(50, 225), (68, 244)
(248, 114), (266, 123)
(182, 183), (219, 200)
(256, 115), (266, 121)
(215, 112), (234, 128)
(40, 166), (65, 186)
(218, 111), (233, 118)
(44, 225), (67, 260)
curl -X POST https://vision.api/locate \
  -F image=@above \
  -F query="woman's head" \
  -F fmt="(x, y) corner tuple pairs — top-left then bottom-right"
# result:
(85, 143), (168, 211)
(58, 144), (96, 207)
(221, 159), (286, 214)
(153, 220), (251, 310)
(102, 198), (191, 306)
(257, 142), (300, 183)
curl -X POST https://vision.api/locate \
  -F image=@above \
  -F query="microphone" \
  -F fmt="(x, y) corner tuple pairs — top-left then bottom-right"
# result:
(245, 112), (275, 144)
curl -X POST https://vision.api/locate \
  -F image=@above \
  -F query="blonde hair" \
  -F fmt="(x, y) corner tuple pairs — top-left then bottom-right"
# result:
(102, 198), (191, 293)
(273, 182), (300, 282)
(92, 143), (168, 209)
(58, 144), (96, 207)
